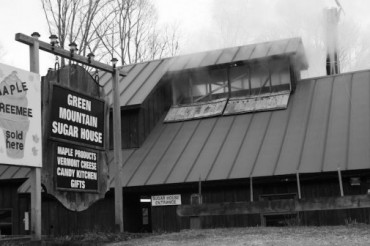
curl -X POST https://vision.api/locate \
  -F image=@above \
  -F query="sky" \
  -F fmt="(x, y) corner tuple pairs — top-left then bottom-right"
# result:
(1, 0), (370, 78)
(0, 0), (52, 74)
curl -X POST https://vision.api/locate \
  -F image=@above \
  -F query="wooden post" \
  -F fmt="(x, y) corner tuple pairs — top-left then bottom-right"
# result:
(30, 169), (42, 241)
(338, 168), (344, 197)
(171, 80), (177, 106)
(296, 172), (302, 199)
(198, 176), (202, 195)
(226, 67), (232, 98)
(248, 65), (252, 95)
(30, 32), (42, 243)
(189, 74), (194, 103)
(250, 177), (254, 202)
(113, 67), (124, 232)
(208, 78), (212, 101)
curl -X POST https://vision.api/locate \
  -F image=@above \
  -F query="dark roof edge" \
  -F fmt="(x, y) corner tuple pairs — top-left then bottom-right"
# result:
(166, 53), (302, 74)
(119, 168), (370, 190)
(117, 57), (171, 70)
(108, 104), (141, 111)
(117, 37), (305, 72)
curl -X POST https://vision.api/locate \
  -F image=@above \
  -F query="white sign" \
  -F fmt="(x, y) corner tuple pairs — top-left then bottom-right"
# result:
(0, 63), (42, 167)
(164, 98), (227, 122)
(224, 91), (290, 115)
(151, 194), (182, 206)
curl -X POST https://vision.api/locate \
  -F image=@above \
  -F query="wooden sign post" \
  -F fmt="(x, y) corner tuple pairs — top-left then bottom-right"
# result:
(113, 67), (124, 232)
(16, 32), (126, 235)
(30, 32), (42, 243)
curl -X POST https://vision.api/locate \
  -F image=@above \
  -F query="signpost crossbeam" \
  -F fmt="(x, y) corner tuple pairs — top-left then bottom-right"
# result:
(15, 33), (127, 76)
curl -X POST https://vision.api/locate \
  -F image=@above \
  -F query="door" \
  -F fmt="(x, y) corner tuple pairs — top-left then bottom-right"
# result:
(140, 196), (152, 232)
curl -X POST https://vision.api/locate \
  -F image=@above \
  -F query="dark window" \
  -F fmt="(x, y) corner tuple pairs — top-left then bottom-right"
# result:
(0, 209), (12, 235)
(142, 208), (149, 225)
(264, 213), (299, 227)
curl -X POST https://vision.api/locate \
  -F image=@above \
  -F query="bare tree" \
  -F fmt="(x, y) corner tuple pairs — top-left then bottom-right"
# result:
(146, 23), (180, 60)
(42, 0), (115, 65)
(42, 0), (181, 67)
(98, 0), (180, 66)
(337, 19), (370, 73)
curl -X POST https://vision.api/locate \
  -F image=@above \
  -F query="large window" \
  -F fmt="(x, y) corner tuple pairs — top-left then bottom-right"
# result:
(229, 59), (291, 97)
(172, 68), (229, 105)
(165, 57), (294, 122)
(172, 58), (291, 106)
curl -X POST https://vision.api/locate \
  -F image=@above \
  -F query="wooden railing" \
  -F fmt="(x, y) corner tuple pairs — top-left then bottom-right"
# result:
(177, 194), (370, 217)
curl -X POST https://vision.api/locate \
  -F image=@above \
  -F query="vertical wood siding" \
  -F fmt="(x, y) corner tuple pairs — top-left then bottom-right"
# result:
(40, 193), (114, 235)
(109, 82), (171, 149)
(0, 181), (28, 235)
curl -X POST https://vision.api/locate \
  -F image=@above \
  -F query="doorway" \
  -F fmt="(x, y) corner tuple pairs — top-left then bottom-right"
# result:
(140, 196), (152, 232)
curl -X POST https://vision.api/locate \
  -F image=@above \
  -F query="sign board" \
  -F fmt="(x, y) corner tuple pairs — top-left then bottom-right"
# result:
(151, 194), (182, 206)
(164, 98), (227, 122)
(49, 85), (105, 149)
(224, 91), (290, 115)
(55, 143), (98, 192)
(40, 65), (109, 211)
(0, 63), (42, 167)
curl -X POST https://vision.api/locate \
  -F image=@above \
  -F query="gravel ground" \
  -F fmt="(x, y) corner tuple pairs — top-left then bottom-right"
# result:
(106, 225), (370, 246)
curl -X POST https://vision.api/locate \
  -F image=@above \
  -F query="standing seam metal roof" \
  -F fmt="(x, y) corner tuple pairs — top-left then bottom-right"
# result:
(100, 37), (307, 108)
(107, 70), (370, 187)
(0, 165), (32, 180)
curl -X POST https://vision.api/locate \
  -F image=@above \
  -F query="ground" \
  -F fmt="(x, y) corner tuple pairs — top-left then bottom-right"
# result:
(2, 225), (370, 245)
(107, 225), (370, 246)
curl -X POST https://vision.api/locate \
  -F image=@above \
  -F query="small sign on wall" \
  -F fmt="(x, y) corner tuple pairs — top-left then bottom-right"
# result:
(151, 194), (182, 206)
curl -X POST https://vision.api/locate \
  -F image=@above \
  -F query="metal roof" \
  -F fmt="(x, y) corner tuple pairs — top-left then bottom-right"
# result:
(100, 37), (307, 107)
(11, 69), (370, 192)
(0, 165), (31, 180)
(167, 37), (307, 72)
(106, 69), (370, 187)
